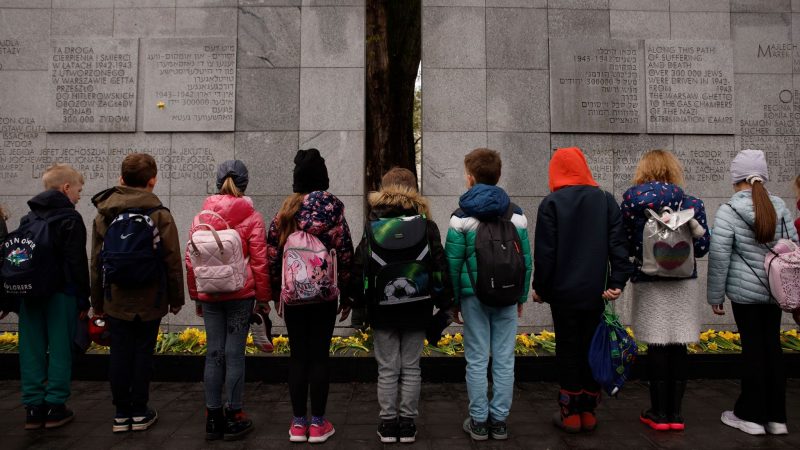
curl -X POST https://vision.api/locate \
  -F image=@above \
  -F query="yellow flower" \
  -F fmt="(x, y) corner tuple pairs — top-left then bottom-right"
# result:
(708, 342), (718, 351)
(539, 330), (555, 340)
(626, 327), (635, 338)
(180, 327), (202, 343)
(700, 332), (709, 342)
(0, 332), (18, 345)
(423, 339), (429, 346)
(246, 334), (254, 346)
(454, 333), (463, 344)
(787, 329), (798, 338)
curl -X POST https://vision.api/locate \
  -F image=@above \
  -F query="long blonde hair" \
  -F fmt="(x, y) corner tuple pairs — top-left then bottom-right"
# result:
(277, 193), (306, 247)
(219, 177), (244, 197)
(633, 149), (685, 186)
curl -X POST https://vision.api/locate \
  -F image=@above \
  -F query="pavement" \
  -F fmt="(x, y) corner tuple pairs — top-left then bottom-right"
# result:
(1, 379), (799, 449)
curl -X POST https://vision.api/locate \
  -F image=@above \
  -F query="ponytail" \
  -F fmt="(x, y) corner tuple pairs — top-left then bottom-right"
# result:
(751, 180), (777, 244)
(277, 193), (305, 247)
(219, 177), (244, 197)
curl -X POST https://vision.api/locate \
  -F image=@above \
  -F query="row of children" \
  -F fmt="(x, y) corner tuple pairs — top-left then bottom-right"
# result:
(0, 146), (798, 444)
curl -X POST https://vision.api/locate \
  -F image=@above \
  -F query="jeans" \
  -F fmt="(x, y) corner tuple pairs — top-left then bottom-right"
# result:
(284, 301), (337, 417)
(551, 306), (601, 393)
(108, 316), (161, 416)
(461, 296), (518, 422)
(202, 299), (254, 410)
(732, 302), (786, 424)
(19, 292), (77, 406)
(373, 328), (425, 420)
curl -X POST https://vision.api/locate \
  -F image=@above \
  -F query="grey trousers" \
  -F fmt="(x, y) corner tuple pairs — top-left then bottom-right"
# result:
(373, 328), (425, 420)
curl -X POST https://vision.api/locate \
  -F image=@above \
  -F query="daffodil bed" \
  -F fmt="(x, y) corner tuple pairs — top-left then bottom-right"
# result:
(1, 328), (800, 356)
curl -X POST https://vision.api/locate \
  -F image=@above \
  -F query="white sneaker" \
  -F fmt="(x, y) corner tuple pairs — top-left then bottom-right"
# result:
(766, 422), (788, 435)
(720, 411), (766, 435)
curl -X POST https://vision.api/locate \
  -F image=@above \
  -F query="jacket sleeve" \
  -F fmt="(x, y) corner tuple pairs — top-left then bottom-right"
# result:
(157, 211), (185, 309)
(185, 222), (198, 301)
(517, 214), (532, 304)
(620, 193), (637, 258)
(90, 215), (104, 313)
(444, 216), (466, 303)
(332, 211), (355, 304)
(707, 205), (735, 305)
(606, 193), (633, 290)
(349, 236), (366, 308)
(532, 199), (556, 299)
(427, 219), (454, 309)
(266, 215), (282, 299)
(691, 198), (711, 258)
(59, 214), (90, 309)
(248, 212), (271, 302)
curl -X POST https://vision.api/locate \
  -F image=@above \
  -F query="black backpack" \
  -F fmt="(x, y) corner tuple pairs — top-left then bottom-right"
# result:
(1, 210), (77, 299)
(100, 208), (165, 295)
(467, 204), (525, 307)
(364, 215), (433, 306)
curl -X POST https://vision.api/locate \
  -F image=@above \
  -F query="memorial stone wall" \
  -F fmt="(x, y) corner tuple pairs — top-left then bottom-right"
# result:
(422, 0), (800, 331)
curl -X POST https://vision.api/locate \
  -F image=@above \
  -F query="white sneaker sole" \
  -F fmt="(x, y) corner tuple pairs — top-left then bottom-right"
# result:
(766, 422), (788, 435)
(377, 432), (397, 443)
(721, 412), (765, 435)
(112, 422), (131, 433)
(131, 414), (158, 431)
(308, 428), (335, 443)
(289, 434), (308, 443)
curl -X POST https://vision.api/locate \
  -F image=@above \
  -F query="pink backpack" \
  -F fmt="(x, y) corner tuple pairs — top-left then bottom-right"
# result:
(280, 230), (338, 306)
(187, 210), (248, 294)
(765, 239), (800, 312)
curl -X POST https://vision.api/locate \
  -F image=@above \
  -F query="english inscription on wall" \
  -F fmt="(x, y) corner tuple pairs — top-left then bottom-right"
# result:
(645, 40), (734, 134)
(142, 38), (236, 132)
(47, 39), (138, 132)
(549, 39), (645, 133)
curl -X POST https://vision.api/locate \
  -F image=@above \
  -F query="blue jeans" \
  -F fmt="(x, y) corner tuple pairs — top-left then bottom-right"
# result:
(460, 296), (518, 422)
(202, 299), (254, 410)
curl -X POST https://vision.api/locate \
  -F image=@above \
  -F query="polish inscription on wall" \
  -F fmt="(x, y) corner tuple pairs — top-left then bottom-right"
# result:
(549, 39), (645, 133)
(142, 38), (236, 132)
(47, 39), (138, 132)
(645, 40), (734, 134)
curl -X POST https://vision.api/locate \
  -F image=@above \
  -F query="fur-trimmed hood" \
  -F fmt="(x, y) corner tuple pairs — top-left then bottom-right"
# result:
(368, 185), (430, 218)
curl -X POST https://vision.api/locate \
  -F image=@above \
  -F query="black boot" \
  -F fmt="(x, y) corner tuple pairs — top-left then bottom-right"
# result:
(640, 381), (669, 431)
(667, 380), (686, 431)
(205, 408), (225, 441)
(223, 408), (254, 441)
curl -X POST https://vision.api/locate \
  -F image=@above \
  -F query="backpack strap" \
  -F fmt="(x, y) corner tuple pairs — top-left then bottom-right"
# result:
(196, 210), (230, 229)
(725, 204), (773, 298)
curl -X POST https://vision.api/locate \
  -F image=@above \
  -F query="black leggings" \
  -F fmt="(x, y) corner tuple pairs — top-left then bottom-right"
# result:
(551, 307), (602, 393)
(646, 344), (688, 382)
(284, 302), (337, 417)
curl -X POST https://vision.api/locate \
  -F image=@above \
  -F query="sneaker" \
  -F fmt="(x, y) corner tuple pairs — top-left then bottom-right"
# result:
(398, 417), (416, 443)
(25, 404), (46, 430)
(766, 422), (788, 435)
(112, 413), (132, 433)
(377, 419), (398, 443)
(720, 411), (766, 435)
(640, 410), (670, 431)
(289, 417), (308, 443)
(462, 417), (489, 441)
(308, 418), (335, 444)
(131, 408), (158, 431)
(44, 404), (74, 429)
(223, 409), (254, 441)
(489, 419), (508, 440)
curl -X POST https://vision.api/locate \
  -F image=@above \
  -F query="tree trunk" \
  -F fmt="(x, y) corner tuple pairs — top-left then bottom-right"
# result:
(365, 0), (422, 193)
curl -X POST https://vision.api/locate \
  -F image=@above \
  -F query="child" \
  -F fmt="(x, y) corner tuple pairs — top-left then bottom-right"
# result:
(5, 165), (90, 430)
(445, 148), (532, 441)
(350, 167), (453, 443)
(620, 150), (710, 431)
(266, 148), (354, 444)
(707, 149), (798, 436)
(90, 153), (185, 433)
(185, 160), (270, 441)
(532, 147), (632, 433)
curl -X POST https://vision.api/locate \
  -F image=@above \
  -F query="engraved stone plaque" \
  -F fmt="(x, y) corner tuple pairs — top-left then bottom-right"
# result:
(143, 38), (236, 132)
(47, 39), (138, 132)
(645, 40), (735, 134)
(549, 39), (645, 133)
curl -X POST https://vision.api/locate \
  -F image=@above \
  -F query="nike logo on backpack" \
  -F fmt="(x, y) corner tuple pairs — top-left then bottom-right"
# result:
(120, 233), (134, 239)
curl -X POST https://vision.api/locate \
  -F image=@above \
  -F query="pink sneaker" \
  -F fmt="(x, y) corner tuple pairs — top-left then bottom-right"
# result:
(308, 419), (335, 444)
(289, 417), (308, 442)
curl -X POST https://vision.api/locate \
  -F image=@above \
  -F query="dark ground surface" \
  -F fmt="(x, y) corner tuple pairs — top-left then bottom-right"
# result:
(1, 379), (799, 449)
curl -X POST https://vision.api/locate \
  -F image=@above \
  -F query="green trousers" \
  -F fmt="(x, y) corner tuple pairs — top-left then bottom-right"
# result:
(19, 292), (77, 406)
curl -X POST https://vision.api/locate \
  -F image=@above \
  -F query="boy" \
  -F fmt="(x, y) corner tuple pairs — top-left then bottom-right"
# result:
(445, 148), (532, 441)
(7, 164), (90, 429)
(90, 153), (184, 433)
(350, 167), (452, 444)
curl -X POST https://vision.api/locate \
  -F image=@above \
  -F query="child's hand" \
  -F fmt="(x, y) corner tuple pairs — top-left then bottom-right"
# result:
(602, 288), (622, 301)
(452, 306), (463, 324)
(711, 304), (725, 315)
(517, 303), (523, 318)
(688, 218), (705, 238)
(256, 302), (271, 316)
(338, 304), (351, 322)
(195, 303), (203, 317)
(532, 291), (544, 303)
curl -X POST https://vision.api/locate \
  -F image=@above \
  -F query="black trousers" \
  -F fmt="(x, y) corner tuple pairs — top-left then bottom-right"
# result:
(107, 316), (161, 415)
(646, 344), (688, 382)
(284, 302), (337, 417)
(731, 302), (786, 424)
(551, 306), (602, 393)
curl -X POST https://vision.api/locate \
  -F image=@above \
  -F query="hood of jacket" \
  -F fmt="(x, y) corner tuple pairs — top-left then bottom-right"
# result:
(28, 190), (75, 216)
(458, 184), (510, 220)
(624, 182), (685, 214)
(92, 186), (163, 219)
(297, 190), (344, 235)
(549, 147), (599, 192)
(198, 195), (256, 228)
(367, 185), (430, 218)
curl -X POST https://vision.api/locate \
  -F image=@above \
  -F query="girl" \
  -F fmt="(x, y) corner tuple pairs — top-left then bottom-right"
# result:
(266, 148), (353, 444)
(707, 149), (798, 436)
(186, 160), (270, 441)
(620, 150), (710, 431)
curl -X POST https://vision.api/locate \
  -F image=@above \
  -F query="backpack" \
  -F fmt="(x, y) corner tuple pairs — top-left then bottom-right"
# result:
(187, 210), (247, 295)
(364, 215), (432, 307)
(640, 206), (696, 278)
(467, 204), (525, 307)
(1, 210), (76, 299)
(100, 207), (165, 292)
(280, 230), (338, 306)
(589, 302), (638, 396)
